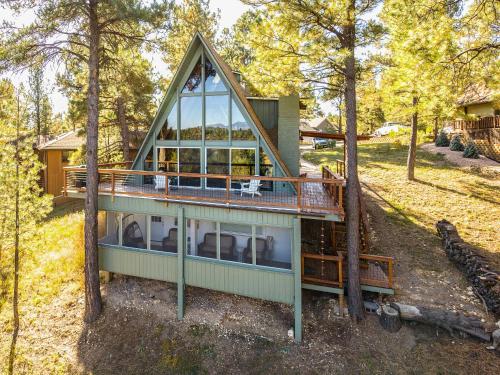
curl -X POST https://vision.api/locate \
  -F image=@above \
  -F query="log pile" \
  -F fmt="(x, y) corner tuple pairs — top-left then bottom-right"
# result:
(436, 220), (500, 316)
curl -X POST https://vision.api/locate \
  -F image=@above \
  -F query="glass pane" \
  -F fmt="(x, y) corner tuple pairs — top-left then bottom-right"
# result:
(206, 148), (229, 188)
(256, 227), (291, 269)
(205, 58), (227, 92)
(180, 96), (202, 140)
(157, 148), (178, 172)
(205, 95), (229, 140)
(220, 223), (252, 264)
(122, 213), (147, 249)
(231, 148), (256, 189)
(98, 211), (119, 245)
(144, 147), (154, 186)
(157, 101), (177, 140)
(259, 147), (273, 191)
(179, 148), (200, 187)
(182, 57), (202, 93)
(232, 100), (256, 140)
(150, 216), (177, 253)
(188, 219), (218, 259)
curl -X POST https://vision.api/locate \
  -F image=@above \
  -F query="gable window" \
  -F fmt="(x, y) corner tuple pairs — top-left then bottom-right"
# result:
(182, 57), (202, 93)
(180, 96), (202, 140)
(157, 101), (177, 140)
(259, 147), (273, 191)
(231, 148), (255, 188)
(179, 148), (201, 187)
(205, 58), (227, 92)
(205, 95), (229, 140)
(157, 147), (178, 172)
(206, 148), (229, 188)
(231, 99), (256, 141)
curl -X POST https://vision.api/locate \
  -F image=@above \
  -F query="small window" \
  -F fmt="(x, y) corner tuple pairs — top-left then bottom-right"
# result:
(62, 151), (72, 163)
(151, 216), (162, 223)
(182, 58), (202, 93)
(494, 109), (500, 116)
(205, 58), (227, 92)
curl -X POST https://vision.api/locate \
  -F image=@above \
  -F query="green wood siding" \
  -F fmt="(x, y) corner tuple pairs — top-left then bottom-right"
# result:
(185, 258), (294, 304)
(99, 246), (178, 283)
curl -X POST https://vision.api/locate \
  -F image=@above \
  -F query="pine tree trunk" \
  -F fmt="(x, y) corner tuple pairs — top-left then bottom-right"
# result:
(407, 97), (418, 181)
(433, 116), (438, 141)
(84, 0), (102, 323)
(117, 97), (130, 161)
(343, 1), (364, 321)
(8, 99), (21, 375)
(338, 100), (343, 134)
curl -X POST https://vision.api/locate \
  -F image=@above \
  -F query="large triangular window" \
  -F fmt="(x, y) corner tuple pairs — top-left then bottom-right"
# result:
(205, 58), (227, 92)
(182, 57), (202, 93)
(157, 101), (177, 140)
(231, 99), (256, 141)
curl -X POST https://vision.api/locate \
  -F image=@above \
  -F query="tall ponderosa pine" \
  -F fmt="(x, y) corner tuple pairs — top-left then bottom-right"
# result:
(0, 80), (52, 373)
(243, 0), (384, 320)
(381, 0), (456, 180)
(0, 0), (170, 322)
(27, 66), (53, 141)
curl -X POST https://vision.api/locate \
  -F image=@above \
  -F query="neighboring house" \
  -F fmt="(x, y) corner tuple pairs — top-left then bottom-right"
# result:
(37, 130), (143, 201)
(64, 33), (394, 342)
(304, 117), (339, 133)
(457, 85), (499, 118)
(37, 130), (84, 200)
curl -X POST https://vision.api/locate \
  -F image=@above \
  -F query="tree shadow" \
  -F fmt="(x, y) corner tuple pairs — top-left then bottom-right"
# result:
(414, 178), (499, 205)
(47, 198), (84, 220)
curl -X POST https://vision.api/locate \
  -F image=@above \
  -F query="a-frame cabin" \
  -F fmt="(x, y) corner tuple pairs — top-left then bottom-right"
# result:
(64, 33), (393, 342)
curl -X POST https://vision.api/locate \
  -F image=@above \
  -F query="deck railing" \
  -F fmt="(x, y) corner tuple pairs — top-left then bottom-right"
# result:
(302, 251), (394, 290)
(63, 167), (345, 215)
(448, 116), (500, 131)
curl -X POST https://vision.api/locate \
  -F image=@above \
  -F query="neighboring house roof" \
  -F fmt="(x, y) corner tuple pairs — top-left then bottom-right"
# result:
(37, 130), (84, 150)
(299, 120), (315, 132)
(458, 85), (496, 106)
(302, 117), (338, 133)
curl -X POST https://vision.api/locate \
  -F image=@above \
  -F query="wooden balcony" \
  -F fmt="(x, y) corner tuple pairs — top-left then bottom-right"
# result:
(447, 115), (500, 131)
(63, 166), (345, 217)
(301, 251), (394, 293)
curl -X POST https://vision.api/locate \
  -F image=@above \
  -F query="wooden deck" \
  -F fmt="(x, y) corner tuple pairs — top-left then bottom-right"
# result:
(64, 167), (345, 217)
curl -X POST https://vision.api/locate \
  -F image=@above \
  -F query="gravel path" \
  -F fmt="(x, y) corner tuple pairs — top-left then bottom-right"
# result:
(421, 143), (500, 172)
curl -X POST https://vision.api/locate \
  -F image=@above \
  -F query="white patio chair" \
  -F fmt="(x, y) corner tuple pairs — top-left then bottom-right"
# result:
(240, 178), (263, 197)
(155, 175), (166, 190)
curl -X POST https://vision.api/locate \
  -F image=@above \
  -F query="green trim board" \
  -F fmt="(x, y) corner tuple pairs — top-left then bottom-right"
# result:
(302, 283), (344, 295)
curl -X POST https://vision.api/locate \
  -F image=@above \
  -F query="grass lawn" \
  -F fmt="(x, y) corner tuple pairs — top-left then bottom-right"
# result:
(303, 142), (500, 265)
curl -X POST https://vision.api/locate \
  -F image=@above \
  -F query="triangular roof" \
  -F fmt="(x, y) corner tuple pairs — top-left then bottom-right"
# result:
(132, 33), (292, 177)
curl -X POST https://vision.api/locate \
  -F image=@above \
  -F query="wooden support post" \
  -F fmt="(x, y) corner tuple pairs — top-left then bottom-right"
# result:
(63, 170), (67, 196)
(225, 176), (230, 204)
(102, 271), (113, 283)
(293, 217), (302, 343)
(338, 184), (343, 210)
(177, 207), (185, 320)
(296, 181), (302, 212)
(111, 172), (115, 202)
(388, 258), (393, 289)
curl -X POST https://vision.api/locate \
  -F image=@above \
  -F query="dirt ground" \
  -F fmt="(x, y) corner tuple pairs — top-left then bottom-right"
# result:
(421, 143), (500, 173)
(6, 273), (498, 375)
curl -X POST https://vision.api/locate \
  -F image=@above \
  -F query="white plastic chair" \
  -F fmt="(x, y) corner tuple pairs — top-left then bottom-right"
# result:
(155, 175), (166, 190)
(240, 178), (263, 197)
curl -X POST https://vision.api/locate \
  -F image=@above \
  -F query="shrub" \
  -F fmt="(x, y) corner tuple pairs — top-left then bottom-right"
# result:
(463, 141), (480, 159)
(435, 131), (449, 147)
(449, 134), (464, 151)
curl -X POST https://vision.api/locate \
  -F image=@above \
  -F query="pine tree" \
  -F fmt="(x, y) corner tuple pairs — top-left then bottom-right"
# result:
(0, 79), (52, 373)
(0, 0), (171, 323)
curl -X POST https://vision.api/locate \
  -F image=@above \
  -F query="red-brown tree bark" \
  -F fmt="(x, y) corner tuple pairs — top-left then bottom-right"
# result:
(343, 0), (364, 321)
(407, 96), (418, 181)
(84, 0), (102, 323)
